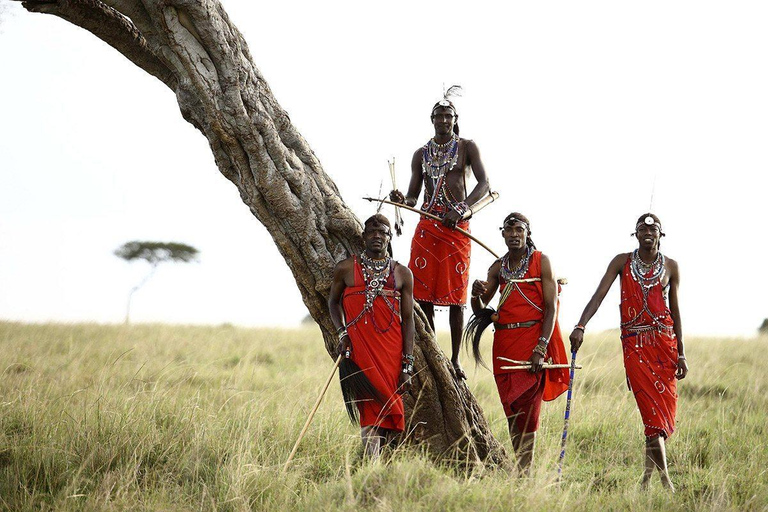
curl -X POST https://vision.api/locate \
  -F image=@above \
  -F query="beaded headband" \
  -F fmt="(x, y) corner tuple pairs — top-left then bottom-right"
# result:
(633, 215), (665, 236)
(501, 217), (530, 231)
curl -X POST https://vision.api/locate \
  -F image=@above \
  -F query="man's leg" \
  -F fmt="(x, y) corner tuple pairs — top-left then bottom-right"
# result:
(448, 305), (466, 379)
(643, 434), (674, 491)
(361, 426), (384, 459)
(417, 300), (435, 331)
(508, 418), (536, 476)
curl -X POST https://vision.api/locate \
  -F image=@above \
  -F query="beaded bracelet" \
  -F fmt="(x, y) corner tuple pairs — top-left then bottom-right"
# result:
(452, 201), (470, 217)
(574, 324), (586, 331)
(337, 329), (348, 341)
(402, 354), (415, 375)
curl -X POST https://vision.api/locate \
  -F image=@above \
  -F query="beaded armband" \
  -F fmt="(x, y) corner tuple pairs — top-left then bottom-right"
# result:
(402, 354), (415, 375)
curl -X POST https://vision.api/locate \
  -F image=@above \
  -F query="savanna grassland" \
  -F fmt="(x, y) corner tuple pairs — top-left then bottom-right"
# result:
(0, 321), (766, 511)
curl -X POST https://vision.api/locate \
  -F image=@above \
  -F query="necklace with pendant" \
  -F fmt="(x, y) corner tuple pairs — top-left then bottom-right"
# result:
(360, 253), (391, 310)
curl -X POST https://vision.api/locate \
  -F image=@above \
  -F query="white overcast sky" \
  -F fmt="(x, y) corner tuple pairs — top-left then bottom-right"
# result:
(0, 1), (766, 336)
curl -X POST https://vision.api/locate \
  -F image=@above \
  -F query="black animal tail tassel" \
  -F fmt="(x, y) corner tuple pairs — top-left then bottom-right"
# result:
(338, 358), (386, 424)
(463, 308), (498, 369)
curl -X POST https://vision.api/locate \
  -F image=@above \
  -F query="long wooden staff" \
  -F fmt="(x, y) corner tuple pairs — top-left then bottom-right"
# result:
(362, 197), (500, 258)
(557, 351), (578, 482)
(282, 354), (343, 472)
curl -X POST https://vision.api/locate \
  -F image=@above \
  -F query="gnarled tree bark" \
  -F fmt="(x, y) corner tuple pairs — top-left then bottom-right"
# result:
(16, 0), (505, 465)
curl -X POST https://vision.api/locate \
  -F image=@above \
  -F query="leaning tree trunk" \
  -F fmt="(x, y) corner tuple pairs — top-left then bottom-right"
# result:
(17, 0), (505, 465)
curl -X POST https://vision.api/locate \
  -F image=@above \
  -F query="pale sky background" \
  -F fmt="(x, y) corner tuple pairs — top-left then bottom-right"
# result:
(0, 1), (765, 336)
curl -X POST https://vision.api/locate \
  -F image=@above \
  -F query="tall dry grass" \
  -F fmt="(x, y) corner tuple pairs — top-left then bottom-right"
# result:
(1, 321), (766, 511)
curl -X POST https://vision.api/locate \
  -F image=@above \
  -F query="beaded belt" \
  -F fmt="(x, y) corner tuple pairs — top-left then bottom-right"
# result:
(494, 320), (540, 330)
(621, 324), (674, 339)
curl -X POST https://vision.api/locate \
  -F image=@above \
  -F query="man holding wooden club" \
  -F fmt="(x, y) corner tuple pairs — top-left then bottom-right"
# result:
(464, 212), (569, 475)
(389, 87), (490, 381)
(569, 213), (688, 491)
(328, 214), (415, 458)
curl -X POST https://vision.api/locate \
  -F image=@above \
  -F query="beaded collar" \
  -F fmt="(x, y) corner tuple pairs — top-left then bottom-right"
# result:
(500, 246), (533, 282)
(629, 249), (665, 290)
(360, 253), (391, 310)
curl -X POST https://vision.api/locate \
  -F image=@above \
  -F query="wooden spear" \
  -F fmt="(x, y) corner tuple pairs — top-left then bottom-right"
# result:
(282, 354), (343, 472)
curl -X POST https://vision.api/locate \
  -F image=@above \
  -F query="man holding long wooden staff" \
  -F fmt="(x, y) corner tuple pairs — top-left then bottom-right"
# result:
(463, 212), (569, 475)
(389, 86), (490, 380)
(569, 213), (688, 491)
(328, 214), (415, 458)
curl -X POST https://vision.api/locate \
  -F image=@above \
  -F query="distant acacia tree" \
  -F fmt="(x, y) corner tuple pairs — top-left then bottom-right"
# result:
(759, 319), (768, 336)
(115, 241), (199, 323)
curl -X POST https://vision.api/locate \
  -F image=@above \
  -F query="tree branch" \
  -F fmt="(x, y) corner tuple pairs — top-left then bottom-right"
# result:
(18, 0), (176, 89)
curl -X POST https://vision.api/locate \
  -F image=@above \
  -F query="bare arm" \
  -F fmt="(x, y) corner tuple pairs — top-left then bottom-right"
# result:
(470, 260), (501, 313)
(667, 258), (688, 379)
(526, 254), (557, 372)
(328, 258), (352, 354)
(569, 253), (626, 353)
(390, 148), (423, 207)
(463, 140), (490, 209)
(397, 264), (415, 392)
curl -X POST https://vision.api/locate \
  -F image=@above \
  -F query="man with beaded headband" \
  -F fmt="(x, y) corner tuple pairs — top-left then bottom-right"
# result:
(569, 213), (688, 491)
(463, 212), (569, 475)
(328, 214), (415, 458)
(390, 86), (490, 380)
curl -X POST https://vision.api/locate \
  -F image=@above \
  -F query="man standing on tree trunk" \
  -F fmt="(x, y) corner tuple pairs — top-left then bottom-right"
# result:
(390, 89), (490, 380)
(569, 213), (688, 491)
(328, 214), (415, 458)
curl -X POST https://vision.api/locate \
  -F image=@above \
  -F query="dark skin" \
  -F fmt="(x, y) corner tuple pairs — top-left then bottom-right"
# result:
(390, 105), (490, 380)
(328, 223), (415, 457)
(469, 220), (558, 474)
(568, 222), (688, 490)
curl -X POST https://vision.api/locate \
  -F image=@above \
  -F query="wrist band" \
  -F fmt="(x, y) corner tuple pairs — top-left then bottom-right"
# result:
(678, 355), (686, 360)
(574, 324), (585, 331)
(337, 329), (348, 342)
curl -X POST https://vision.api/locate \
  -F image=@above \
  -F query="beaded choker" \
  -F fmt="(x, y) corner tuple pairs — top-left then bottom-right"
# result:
(500, 246), (533, 282)
(629, 249), (665, 290)
(423, 135), (459, 179)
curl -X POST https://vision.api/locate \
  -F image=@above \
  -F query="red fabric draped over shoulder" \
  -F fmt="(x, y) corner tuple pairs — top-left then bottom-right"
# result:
(342, 257), (405, 432)
(492, 251), (569, 402)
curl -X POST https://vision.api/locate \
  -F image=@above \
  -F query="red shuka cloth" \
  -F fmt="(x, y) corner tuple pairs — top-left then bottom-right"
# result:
(620, 256), (678, 438)
(408, 216), (471, 306)
(342, 257), (405, 432)
(492, 251), (569, 401)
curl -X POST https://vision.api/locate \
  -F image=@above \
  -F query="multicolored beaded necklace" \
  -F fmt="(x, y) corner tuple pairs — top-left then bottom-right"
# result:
(421, 135), (459, 213)
(360, 252), (391, 311)
(500, 246), (533, 282)
(629, 249), (665, 290)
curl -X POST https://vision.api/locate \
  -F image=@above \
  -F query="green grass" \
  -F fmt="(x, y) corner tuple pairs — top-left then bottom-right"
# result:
(1, 321), (766, 511)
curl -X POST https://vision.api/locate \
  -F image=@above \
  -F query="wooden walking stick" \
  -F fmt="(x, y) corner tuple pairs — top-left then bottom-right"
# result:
(283, 354), (343, 472)
(557, 351), (578, 482)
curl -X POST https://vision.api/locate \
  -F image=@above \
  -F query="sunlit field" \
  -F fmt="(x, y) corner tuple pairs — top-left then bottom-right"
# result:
(1, 321), (766, 511)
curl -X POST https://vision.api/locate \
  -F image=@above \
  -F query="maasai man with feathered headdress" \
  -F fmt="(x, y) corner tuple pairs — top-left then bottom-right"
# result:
(464, 212), (569, 475)
(328, 214), (415, 459)
(569, 213), (688, 491)
(389, 86), (490, 381)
